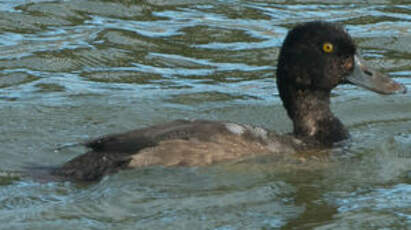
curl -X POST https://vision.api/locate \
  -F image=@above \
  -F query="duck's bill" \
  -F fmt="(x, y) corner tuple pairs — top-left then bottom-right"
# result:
(346, 55), (407, 95)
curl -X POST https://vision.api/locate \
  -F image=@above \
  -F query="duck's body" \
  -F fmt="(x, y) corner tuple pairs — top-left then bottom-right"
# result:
(51, 21), (406, 182)
(56, 120), (303, 181)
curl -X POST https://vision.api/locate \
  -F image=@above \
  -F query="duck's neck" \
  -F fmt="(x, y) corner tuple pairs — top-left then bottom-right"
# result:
(282, 87), (349, 147)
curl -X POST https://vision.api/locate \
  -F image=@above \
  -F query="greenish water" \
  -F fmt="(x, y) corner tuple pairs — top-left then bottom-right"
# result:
(0, 0), (410, 229)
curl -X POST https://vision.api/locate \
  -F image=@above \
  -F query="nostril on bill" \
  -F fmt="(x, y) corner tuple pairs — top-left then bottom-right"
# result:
(364, 70), (373, 76)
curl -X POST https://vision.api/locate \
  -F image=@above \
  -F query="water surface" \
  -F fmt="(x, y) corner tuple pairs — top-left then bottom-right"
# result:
(0, 0), (410, 229)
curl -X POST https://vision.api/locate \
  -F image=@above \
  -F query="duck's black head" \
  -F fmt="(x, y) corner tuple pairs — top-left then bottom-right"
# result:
(277, 21), (355, 95)
(276, 21), (406, 146)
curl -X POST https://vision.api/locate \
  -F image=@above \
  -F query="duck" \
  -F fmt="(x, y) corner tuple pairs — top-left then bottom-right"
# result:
(50, 21), (406, 182)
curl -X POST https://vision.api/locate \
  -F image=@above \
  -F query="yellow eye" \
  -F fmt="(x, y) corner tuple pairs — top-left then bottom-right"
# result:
(322, 42), (334, 53)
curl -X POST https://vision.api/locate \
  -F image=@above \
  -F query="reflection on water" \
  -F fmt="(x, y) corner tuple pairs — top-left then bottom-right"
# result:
(0, 0), (410, 229)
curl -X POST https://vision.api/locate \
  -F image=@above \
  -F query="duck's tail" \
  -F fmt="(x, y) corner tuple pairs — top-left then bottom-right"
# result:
(51, 151), (132, 182)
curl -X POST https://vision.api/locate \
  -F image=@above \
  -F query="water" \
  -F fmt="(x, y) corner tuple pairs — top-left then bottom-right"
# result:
(0, 0), (410, 229)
